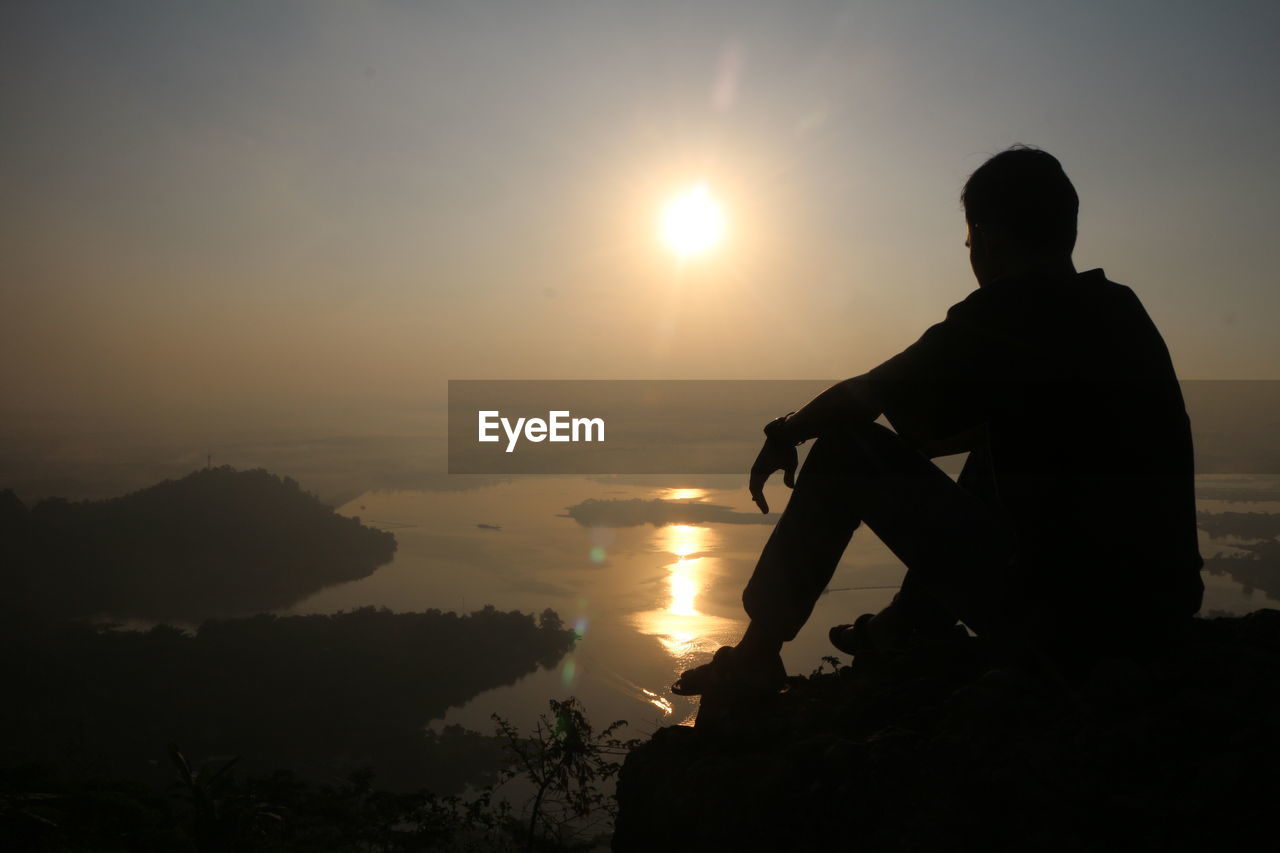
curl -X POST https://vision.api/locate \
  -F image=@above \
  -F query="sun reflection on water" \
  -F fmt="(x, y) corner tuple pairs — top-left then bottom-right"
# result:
(632, 523), (742, 711)
(660, 487), (708, 501)
(641, 688), (675, 715)
(669, 570), (699, 617)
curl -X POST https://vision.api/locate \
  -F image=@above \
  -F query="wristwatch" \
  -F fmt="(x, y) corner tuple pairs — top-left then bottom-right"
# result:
(763, 412), (804, 445)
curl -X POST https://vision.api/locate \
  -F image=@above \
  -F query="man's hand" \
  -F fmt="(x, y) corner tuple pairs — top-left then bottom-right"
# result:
(749, 438), (797, 514)
(746, 379), (881, 513)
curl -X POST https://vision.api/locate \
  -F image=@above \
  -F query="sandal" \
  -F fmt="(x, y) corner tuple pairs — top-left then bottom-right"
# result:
(830, 612), (969, 657)
(828, 612), (877, 656)
(670, 645), (785, 697)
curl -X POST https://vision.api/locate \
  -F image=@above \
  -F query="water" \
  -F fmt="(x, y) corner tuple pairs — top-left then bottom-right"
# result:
(285, 475), (1276, 734)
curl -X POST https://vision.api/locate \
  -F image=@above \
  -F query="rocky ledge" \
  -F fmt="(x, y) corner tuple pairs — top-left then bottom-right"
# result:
(615, 611), (1280, 852)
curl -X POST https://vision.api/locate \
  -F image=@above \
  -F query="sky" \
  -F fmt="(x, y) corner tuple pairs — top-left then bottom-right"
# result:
(3, 0), (1279, 491)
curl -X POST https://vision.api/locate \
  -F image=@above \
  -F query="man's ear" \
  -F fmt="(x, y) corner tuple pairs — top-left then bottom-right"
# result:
(967, 221), (1003, 285)
(973, 222), (1018, 259)
(966, 221), (983, 249)
(969, 223), (997, 251)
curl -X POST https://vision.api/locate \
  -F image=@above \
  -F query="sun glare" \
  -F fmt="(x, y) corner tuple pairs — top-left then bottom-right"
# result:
(660, 183), (726, 258)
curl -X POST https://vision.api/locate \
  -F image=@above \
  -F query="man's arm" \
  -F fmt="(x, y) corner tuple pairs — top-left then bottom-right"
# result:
(772, 375), (883, 444)
(748, 375), (882, 513)
(781, 377), (985, 456)
(914, 423), (987, 459)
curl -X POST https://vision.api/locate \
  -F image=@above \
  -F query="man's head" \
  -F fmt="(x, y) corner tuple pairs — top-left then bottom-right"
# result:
(962, 145), (1078, 286)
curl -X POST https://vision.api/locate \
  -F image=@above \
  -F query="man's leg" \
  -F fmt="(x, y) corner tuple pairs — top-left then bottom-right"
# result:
(739, 420), (1012, 660)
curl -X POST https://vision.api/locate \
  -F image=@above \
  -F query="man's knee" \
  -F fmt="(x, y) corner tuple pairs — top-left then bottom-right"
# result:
(800, 421), (917, 480)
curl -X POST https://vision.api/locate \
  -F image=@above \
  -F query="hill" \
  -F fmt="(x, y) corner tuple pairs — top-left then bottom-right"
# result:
(0, 466), (396, 622)
(0, 605), (577, 793)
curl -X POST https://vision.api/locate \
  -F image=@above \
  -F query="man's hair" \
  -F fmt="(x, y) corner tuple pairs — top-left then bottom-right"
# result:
(961, 145), (1079, 255)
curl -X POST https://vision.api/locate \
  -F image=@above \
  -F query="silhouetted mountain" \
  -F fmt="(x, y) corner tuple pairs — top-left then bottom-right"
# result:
(615, 611), (1280, 852)
(0, 466), (396, 622)
(0, 605), (576, 794)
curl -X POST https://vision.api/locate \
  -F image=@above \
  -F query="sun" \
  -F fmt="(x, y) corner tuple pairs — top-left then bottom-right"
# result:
(660, 183), (726, 258)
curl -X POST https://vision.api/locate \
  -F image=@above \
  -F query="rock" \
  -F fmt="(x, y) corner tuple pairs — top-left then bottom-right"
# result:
(614, 611), (1280, 852)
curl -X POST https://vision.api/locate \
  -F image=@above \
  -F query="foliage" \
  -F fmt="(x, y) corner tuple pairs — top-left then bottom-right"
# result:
(493, 697), (642, 851)
(0, 606), (578, 794)
(809, 655), (843, 677)
(169, 744), (282, 850)
(1, 698), (641, 852)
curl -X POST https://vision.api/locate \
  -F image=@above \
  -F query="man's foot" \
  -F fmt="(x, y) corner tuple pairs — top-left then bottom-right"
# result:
(828, 612), (878, 656)
(670, 645), (786, 698)
(672, 646), (787, 727)
(830, 606), (966, 657)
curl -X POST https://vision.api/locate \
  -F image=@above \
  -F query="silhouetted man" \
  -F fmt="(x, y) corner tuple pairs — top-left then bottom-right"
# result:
(673, 146), (1203, 702)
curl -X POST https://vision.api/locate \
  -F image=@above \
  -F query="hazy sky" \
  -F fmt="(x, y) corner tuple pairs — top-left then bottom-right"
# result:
(4, 0), (1279, 446)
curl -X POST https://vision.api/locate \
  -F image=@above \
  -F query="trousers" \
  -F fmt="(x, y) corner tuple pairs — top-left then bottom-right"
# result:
(742, 421), (1014, 642)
